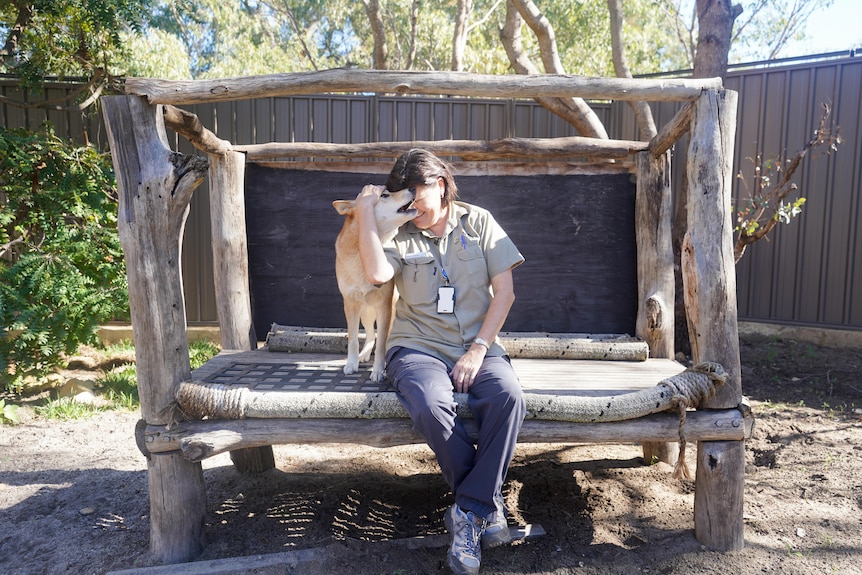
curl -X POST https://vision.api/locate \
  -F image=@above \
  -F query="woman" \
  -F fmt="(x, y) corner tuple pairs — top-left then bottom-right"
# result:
(354, 149), (526, 575)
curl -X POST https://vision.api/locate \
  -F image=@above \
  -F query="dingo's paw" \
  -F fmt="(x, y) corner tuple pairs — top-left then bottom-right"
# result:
(343, 357), (359, 375)
(369, 365), (386, 383)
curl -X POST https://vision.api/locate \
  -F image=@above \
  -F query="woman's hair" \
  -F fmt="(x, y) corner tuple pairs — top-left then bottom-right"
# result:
(385, 148), (459, 205)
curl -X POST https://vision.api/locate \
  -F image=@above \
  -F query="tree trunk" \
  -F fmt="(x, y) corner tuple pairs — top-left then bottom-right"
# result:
(407, 0), (419, 69)
(607, 0), (657, 140)
(452, 0), (472, 71)
(673, 0), (741, 355)
(362, 0), (388, 70)
(693, 0), (742, 78)
(102, 94), (209, 562)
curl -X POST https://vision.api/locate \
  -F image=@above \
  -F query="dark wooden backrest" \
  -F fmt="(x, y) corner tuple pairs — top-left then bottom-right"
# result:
(244, 163), (638, 341)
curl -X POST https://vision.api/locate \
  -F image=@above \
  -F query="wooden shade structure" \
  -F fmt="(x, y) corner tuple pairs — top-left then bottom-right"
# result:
(102, 69), (744, 563)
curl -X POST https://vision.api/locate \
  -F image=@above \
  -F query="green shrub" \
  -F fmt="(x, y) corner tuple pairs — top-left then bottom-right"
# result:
(99, 363), (139, 410)
(189, 340), (220, 370)
(0, 125), (128, 392)
(34, 396), (105, 420)
(0, 399), (19, 425)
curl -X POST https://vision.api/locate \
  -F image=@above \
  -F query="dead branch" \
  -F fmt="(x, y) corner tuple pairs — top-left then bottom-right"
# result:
(161, 105), (232, 156)
(734, 103), (842, 263)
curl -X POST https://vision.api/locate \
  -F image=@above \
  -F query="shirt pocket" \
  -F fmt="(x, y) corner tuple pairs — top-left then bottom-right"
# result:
(398, 255), (438, 305)
(457, 244), (488, 288)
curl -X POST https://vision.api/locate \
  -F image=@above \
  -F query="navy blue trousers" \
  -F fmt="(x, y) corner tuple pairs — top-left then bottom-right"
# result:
(385, 347), (526, 520)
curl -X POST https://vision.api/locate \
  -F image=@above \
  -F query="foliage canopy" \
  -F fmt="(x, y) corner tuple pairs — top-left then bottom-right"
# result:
(0, 125), (128, 391)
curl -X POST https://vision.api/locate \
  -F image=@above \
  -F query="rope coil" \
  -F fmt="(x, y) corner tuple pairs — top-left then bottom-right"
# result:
(174, 361), (727, 479)
(176, 361), (726, 422)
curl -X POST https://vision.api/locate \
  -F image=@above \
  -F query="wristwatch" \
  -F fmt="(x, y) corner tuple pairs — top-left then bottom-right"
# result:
(473, 337), (490, 350)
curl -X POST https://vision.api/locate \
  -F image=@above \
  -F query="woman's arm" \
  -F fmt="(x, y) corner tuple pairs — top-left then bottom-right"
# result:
(356, 185), (396, 285)
(450, 267), (516, 392)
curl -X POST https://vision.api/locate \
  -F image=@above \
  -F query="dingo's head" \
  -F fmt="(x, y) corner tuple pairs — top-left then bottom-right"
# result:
(333, 187), (417, 241)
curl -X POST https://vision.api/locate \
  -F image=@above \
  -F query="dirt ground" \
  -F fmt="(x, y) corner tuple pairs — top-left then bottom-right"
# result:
(1, 333), (861, 575)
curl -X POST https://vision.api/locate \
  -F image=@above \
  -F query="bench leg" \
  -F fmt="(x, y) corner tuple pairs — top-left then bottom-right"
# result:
(694, 439), (745, 550)
(641, 441), (678, 465)
(148, 452), (206, 562)
(230, 446), (276, 473)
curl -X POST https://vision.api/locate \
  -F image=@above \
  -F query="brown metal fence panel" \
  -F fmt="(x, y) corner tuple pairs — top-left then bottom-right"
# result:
(609, 54), (862, 332)
(2, 55), (859, 331)
(724, 56), (861, 330)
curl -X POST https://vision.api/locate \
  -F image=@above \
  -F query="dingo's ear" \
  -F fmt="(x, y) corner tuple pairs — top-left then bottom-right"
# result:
(332, 200), (356, 215)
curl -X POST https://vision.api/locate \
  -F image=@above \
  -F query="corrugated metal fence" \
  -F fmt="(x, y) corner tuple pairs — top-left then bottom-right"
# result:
(2, 52), (860, 332)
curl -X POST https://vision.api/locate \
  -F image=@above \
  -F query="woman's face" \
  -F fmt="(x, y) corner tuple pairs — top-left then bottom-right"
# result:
(408, 176), (446, 232)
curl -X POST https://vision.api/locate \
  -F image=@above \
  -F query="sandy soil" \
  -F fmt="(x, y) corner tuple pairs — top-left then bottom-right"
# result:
(1, 334), (861, 575)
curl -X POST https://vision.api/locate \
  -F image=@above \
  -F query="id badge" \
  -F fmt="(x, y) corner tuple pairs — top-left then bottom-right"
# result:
(437, 286), (455, 314)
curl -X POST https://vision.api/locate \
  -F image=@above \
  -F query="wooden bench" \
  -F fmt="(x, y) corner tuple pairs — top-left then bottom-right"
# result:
(102, 70), (748, 564)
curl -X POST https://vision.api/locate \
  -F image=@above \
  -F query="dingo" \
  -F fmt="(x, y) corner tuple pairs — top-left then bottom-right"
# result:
(333, 187), (416, 382)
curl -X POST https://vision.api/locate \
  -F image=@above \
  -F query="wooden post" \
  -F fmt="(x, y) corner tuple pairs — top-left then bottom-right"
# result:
(683, 88), (743, 551)
(208, 150), (275, 472)
(102, 95), (209, 563)
(635, 150), (675, 359)
(207, 151), (255, 352)
(635, 150), (677, 465)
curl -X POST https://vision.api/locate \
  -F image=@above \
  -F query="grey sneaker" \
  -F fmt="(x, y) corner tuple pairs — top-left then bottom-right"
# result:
(482, 493), (512, 549)
(444, 504), (486, 575)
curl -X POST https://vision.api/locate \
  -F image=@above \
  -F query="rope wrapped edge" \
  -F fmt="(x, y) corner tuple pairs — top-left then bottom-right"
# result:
(175, 361), (727, 423)
(174, 362), (728, 479)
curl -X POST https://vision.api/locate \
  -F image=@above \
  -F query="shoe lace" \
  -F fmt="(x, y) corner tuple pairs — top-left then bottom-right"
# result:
(459, 513), (486, 557)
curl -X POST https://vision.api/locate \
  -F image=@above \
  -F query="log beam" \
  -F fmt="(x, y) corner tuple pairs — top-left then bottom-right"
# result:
(236, 136), (648, 162)
(649, 101), (693, 157)
(143, 408), (753, 461)
(208, 151), (256, 352)
(162, 105), (231, 155)
(694, 439), (746, 550)
(683, 89), (741, 408)
(635, 151), (675, 359)
(125, 69), (723, 106)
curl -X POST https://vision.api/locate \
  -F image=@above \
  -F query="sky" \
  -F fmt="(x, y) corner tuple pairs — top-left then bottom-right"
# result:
(787, 0), (862, 56)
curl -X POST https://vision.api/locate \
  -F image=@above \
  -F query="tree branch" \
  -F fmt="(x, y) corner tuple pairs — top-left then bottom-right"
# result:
(607, 0), (657, 140)
(0, 3), (34, 58)
(500, 0), (609, 139)
(734, 103), (842, 263)
(0, 73), (110, 111)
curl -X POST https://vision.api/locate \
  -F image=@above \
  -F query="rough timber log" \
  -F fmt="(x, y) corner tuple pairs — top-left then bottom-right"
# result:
(207, 150), (275, 473)
(684, 88), (743, 551)
(102, 95), (209, 563)
(636, 150), (677, 465)
(142, 408), (753, 461)
(235, 136), (648, 161)
(124, 69), (723, 105)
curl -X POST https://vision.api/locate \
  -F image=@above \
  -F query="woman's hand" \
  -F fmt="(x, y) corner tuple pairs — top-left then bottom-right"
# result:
(450, 344), (486, 393)
(356, 184), (384, 208)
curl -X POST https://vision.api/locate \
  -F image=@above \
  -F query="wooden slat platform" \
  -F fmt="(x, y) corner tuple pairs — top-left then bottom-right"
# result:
(193, 350), (687, 397)
(140, 350), (752, 462)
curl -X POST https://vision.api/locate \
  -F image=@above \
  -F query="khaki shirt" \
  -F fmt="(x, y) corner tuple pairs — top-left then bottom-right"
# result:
(384, 201), (524, 368)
